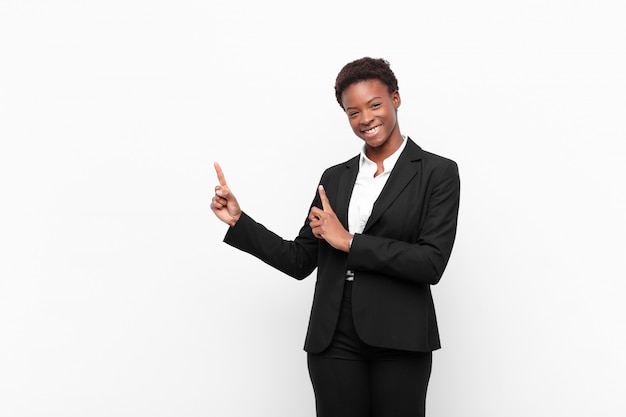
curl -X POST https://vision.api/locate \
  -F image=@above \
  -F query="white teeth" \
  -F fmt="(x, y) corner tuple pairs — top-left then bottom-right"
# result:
(365, 126), (379, 134)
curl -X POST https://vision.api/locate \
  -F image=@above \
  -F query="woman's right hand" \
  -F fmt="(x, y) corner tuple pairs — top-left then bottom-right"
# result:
(211, 162), (241, 227)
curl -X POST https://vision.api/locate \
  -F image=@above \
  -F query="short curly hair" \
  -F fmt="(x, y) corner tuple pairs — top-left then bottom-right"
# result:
(334, 57), (399, 109)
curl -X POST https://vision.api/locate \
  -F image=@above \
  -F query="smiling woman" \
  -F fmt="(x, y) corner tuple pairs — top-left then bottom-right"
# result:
(341, 79), (402, 172)
(210, 57), (460, 417)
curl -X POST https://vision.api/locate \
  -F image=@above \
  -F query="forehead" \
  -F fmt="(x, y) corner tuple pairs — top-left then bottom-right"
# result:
(341, 79), (390, 107)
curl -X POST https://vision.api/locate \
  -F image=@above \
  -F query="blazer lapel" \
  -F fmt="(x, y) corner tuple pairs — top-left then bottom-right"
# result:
(363, 138), (424, 233)
(334, 156), (359, 229)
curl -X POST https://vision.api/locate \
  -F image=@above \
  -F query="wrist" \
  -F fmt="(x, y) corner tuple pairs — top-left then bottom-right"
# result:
(229, 213), (242, 227)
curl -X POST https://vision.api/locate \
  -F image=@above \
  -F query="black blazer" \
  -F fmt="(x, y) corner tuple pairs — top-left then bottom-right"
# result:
(224, 137), (460, 353)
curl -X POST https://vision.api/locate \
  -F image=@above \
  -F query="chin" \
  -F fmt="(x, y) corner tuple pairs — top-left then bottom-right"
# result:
(364, 137), (385, 148)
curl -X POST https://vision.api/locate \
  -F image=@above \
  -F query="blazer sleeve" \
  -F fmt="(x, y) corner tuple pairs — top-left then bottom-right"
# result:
(223, 211), (320, 280)
(346, 158), (460, 285)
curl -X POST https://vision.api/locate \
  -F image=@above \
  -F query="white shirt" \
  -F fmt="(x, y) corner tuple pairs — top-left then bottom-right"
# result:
(347, 136), (407, 235)
(345, 136), (407, 281)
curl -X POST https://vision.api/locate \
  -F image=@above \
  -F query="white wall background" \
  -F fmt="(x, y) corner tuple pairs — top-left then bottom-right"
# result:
(1, 1), (625, 416)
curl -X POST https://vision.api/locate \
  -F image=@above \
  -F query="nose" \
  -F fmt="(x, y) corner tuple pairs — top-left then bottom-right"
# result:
(360, 108), (374, 125)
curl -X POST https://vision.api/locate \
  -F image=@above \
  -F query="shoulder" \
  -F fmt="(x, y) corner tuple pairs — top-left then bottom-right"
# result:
(422, 149), (458, 170)
(405, 137), (459, 177)
(406, 136), (457, 163)
(319, 154), (359, 180)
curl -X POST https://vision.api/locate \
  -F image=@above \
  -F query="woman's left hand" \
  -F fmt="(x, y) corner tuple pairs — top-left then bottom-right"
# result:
(309, 185), (353, 252)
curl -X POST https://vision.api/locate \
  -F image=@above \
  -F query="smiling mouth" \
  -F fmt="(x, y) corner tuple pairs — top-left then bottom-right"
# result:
(362, 125), (381, 135)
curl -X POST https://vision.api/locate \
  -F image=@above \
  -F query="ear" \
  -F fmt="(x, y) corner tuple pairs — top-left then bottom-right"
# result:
(392, 90), (401, 110)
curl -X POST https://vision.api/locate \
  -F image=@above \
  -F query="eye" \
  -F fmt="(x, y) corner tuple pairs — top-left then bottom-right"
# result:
(371, 102), (382, 109)
(348, 111), (359, 117)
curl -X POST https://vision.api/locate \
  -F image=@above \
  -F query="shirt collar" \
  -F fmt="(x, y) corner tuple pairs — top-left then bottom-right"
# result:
(359, 135), (407, 174)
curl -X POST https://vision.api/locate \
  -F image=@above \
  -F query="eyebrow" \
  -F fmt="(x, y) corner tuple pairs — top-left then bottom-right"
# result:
(345, 96), (383, 111)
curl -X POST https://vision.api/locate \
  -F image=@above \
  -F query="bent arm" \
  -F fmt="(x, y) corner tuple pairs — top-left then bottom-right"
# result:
(346, 161), (460, 285)
(224, 212), (319, 280)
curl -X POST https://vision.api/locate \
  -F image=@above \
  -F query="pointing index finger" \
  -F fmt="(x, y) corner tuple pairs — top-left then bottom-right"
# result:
(318, 185), (332, 212)
(214, 162), (228, 186)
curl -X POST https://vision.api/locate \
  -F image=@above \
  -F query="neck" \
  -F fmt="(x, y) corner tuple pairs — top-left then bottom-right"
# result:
(365, 133), (403, 164)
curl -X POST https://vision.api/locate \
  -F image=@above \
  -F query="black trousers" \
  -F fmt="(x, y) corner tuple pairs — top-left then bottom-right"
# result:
(307, 281), (432, 417)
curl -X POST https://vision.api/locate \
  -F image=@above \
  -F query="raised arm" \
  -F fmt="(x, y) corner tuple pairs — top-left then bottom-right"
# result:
(211, 162), (242, 227)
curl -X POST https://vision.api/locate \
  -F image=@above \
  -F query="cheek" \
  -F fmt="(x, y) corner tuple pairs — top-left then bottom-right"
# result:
(350, 124), (362, 136)
(384, 110), (397, 126)
(348, 118), (360, 133)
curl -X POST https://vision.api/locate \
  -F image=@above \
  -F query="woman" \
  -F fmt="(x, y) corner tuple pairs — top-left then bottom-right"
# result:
(211, 57), (460, 417)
